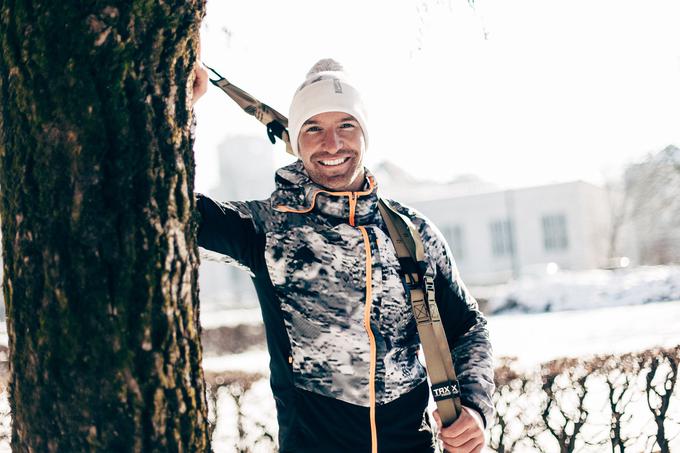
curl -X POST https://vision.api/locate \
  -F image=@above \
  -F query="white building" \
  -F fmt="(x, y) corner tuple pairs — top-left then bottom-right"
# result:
(409, 181), (628, 286)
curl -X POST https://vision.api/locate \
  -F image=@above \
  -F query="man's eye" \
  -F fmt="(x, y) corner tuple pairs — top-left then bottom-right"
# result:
(305, 126), (322, 133)
(340, 123), (355, 129)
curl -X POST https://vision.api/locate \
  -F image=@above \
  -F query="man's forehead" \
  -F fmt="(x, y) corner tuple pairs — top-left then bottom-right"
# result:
(303, 114), (358, 125)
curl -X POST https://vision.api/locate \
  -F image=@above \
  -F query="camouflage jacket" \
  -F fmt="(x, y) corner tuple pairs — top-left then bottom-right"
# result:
(196, 160), (494, 452)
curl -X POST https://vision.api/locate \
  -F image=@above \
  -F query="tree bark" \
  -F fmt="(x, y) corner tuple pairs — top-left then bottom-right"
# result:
(0, 1), (209, 451)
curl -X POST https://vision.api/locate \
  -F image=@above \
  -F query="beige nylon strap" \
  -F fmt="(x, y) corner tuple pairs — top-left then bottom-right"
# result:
(378, 199), (462, 426)
(205, 64), (295, 156)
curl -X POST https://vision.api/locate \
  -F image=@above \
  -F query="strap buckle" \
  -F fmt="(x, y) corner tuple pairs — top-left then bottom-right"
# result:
(403, 272), (421, 290)
(266, 120), (286, 144)
(424, 275), (435, 294)
(424, 275), (440, 321)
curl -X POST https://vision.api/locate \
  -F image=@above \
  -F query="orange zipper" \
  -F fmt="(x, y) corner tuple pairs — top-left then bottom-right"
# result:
(276, 180), (378, 451)
(358, 226), (377, 453)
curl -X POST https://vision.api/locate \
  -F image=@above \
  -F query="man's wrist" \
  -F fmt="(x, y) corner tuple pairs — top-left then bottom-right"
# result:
(463, 406), (484, 429)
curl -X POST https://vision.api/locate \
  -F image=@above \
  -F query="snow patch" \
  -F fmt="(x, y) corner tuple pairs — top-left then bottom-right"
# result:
(486, 265), (680, 314)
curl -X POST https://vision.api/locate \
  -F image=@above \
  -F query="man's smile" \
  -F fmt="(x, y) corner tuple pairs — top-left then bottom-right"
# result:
(318, 156), (350, 167)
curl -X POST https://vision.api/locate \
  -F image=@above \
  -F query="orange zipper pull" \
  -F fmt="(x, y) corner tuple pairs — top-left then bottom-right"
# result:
(349, 192), (358, 226)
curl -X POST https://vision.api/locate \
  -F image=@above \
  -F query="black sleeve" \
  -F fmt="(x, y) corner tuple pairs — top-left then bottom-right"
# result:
(435, 267), (495, 427)
(434, 271), (481, 347)
(195, 193), (266, 273)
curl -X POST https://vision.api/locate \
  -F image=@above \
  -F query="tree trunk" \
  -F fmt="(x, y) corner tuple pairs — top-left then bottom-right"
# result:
(0, 1), (209, 451)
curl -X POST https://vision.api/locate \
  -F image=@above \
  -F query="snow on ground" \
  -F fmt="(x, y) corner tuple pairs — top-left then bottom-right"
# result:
(200, 306), (264, 330)
(203, 349), (270, 374)
(488, 299), (680, 367)
(485, 265), (680, 314)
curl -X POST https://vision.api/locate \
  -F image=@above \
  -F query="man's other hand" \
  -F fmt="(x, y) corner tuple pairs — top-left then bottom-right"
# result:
(192, 61), (208, 106)
(433, 406), (486, 453)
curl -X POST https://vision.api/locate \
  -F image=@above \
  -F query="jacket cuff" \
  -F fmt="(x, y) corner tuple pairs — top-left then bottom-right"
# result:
(461, 399), (488, 428)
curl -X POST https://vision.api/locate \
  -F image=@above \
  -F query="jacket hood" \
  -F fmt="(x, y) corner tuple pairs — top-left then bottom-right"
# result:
(271, 160), (379, 225)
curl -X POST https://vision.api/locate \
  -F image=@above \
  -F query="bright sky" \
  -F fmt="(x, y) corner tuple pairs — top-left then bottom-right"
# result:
(193, 0), (680, 193)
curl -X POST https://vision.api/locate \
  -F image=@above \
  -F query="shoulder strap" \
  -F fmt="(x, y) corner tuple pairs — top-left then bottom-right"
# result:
(378, 199), (463, 427)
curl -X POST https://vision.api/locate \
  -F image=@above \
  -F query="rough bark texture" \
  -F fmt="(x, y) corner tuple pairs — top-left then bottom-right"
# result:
(0, 1), (208, 451)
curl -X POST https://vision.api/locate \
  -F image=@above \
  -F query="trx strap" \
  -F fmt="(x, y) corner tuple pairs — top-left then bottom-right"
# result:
(206, 67), (463, 425)
(378, 199), (462, 427)
(203, 64), (295, 156)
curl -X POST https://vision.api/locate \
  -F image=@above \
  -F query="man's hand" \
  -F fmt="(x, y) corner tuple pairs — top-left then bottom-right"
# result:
(192, 61), (208, 106)
(433, 407), (486, 453)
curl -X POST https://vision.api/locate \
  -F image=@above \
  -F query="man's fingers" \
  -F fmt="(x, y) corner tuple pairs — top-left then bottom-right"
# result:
(432, 409), (442, 429)
(194, 64), (208, 85)
(437, 406), (486, 453)
(440, 409), (475, 438)
(441, 436), (483, 453)
(439, 424), (475, 446)
(440, 421), (472, 440)
(192, 64), (209, 106)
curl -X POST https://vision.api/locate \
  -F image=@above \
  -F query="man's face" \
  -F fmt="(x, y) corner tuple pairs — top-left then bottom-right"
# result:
(298, 111), (366, 192)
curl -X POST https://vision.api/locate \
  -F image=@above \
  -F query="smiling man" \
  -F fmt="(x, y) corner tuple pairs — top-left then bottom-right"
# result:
(193, 59), (494, 453)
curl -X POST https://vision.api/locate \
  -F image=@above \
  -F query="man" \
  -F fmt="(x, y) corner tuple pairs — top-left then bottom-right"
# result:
(192, 58), (494, 453)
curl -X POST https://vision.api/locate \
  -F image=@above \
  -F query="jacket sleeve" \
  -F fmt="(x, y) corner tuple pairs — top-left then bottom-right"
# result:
(195, 193), (266, 274)
(433, 263), (495, 426)
(422, 222), (495, 426)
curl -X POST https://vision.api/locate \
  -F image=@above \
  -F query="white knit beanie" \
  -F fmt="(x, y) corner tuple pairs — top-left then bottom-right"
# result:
(288, 59), (369, 157)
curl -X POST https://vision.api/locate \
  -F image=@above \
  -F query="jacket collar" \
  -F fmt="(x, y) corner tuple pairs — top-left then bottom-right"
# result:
(271, 160), (379, 226)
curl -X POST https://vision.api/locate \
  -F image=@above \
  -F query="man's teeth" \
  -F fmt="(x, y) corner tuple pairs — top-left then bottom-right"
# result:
(320, 157), (349, 166)
(321, 158), (348, 166)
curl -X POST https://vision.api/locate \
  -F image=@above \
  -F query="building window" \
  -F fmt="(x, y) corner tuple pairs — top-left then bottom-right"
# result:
(542, 214), (568, 251)
(442, 225), (464, 261)
(489, 219), (515, 257)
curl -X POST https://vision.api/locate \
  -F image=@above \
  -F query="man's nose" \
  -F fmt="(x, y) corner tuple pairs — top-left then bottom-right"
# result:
(323, 130), (342, 153)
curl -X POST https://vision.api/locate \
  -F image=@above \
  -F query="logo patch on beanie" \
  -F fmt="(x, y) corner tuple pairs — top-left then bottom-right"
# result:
(333, 78), (343, 94)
